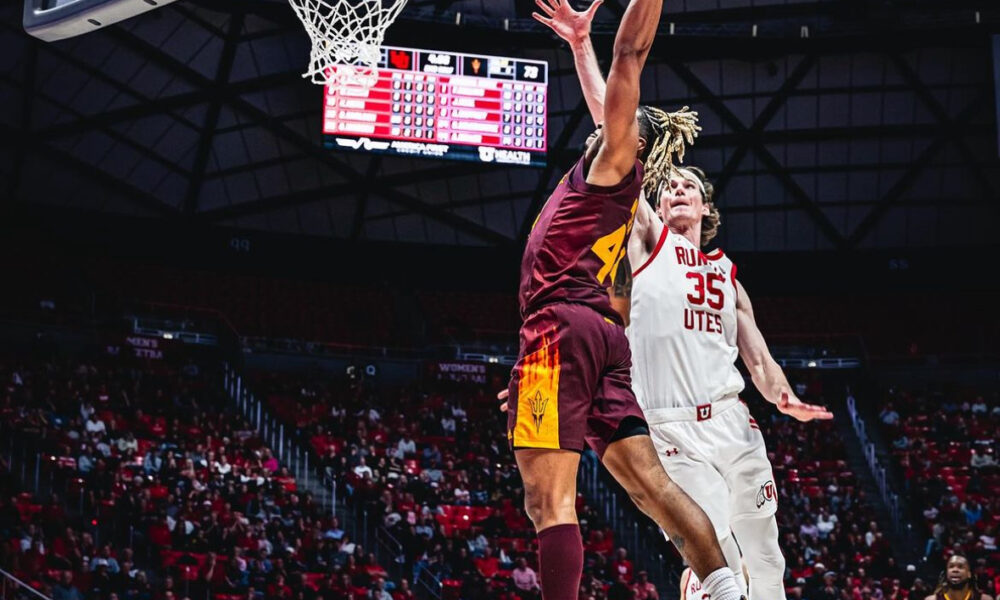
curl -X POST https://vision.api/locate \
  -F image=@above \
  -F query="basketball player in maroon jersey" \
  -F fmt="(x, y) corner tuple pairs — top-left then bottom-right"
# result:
(498, 1), (746, 599)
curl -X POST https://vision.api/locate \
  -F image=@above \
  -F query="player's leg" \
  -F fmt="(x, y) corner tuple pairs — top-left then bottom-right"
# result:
(507, 305), (597, 600)
(720, 533), (748, 595)
(589, 324), (745, 600)
(645, 419), (746, 592)
(600, 434), (744, 599)
(515, 448), (582, 600)
(731, 515), (786, 599)
(719, 402), (786, 600)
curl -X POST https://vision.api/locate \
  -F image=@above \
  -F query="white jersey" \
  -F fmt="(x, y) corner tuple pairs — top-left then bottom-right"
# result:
(626, 230), (744, 410)
(680, 568), (707, 600)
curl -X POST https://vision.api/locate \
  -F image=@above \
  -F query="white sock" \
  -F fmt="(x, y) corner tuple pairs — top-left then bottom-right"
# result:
(702, 567), (746, 600)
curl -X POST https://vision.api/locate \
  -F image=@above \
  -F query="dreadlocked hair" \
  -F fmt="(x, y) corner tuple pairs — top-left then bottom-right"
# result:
(637, 105), (701, 200)
(933, 555), (979, 597)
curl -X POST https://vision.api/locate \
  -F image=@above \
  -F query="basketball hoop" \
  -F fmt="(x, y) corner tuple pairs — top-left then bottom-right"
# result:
(288, 0), (409, 85)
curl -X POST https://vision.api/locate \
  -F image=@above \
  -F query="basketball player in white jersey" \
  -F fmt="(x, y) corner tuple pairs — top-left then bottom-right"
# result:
(531, 1), (834, 598)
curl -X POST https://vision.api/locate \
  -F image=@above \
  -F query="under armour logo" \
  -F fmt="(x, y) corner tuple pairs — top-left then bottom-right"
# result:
(664, 447), (679, 457)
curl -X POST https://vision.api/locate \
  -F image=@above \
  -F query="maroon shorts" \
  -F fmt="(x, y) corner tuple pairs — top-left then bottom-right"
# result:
(507, 303), (647, 458)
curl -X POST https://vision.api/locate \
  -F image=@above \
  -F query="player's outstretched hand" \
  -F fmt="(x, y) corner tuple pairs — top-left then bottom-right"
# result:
(533, 0), (603, 45)
(777, 390), (834, 422)
(498, 388), (509, 413)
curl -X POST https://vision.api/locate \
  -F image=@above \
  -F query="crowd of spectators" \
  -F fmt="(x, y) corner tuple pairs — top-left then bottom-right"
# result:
(756, 397), (899, 599)
(6, 345), (995, 600)
(0, 354), (409, 600)
(876, 387), (1000, 594)
(254, 370), (668, 600)
(254, 370), (944, 600)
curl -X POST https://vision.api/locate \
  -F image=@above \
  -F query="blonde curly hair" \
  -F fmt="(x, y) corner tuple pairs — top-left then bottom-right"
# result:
(653, 165), (721, 248)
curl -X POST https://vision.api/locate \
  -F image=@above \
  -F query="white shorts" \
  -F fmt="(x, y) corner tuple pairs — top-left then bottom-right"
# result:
(644, 396), (778, 542)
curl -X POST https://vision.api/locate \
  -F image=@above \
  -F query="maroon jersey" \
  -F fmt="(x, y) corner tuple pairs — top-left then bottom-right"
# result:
(518, 157), (642, 323)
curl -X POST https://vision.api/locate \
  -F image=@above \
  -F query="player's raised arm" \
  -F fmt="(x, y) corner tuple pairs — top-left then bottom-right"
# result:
(735, 280), (834, 422)
(586, 0), (663, 187)
(535, 0), (664, 259)
(532, 0), (606, 125)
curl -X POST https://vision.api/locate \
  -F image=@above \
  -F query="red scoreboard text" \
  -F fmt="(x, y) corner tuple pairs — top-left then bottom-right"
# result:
(323, 46), (548, 167)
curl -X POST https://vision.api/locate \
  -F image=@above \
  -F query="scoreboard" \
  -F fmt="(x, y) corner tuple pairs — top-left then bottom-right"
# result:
(322, 46), (548, 167)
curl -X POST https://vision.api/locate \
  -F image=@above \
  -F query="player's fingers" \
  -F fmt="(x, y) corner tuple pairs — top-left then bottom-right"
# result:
(497, 389), (509, 400)
(532, 13), (556, 28)
(534, 0), (556, 16)
(798, 406), (834, 421)
(499, 402), (509, 413)
(586, 0), (604, 17)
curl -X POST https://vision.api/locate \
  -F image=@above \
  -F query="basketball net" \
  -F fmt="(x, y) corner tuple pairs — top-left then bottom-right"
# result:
(288, 0), (408, 85)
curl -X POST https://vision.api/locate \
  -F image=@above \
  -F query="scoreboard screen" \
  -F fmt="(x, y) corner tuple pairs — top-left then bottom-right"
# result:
(322, 46), (548, 167)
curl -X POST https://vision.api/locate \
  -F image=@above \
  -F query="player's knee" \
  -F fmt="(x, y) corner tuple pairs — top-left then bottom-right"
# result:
(749, 540), (786, 576)
(620, 465), (667, 516)
(766, 547), (786, 572)
(522, 489), (544, 525)
(523, 487), (575, 528)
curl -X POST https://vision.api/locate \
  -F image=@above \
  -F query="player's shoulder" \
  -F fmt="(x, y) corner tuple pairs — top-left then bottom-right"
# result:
(703, 247), (729, 264)
(703, 245), (737, 275)
(704, 246), (725, 259)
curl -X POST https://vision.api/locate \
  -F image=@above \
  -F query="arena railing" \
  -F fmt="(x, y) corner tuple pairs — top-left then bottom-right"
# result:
(223, 364), (336, 513)
(0, 568), (55, 600)
(846, 395), (902, 532)
(223, 359), (674, 598)
(577, 451), (679, 593)
(221, 363), (439, 598)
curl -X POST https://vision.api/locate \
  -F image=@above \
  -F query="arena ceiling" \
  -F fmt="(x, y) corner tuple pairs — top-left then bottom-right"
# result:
(2, 0), (1000, 251)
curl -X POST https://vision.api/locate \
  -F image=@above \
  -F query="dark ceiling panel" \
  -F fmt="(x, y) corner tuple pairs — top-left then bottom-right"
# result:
(3, 0), (1000, 250)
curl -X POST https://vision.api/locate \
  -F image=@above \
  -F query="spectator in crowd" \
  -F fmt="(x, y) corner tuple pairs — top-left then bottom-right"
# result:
(879, 404), (900, 427)
(512, 557), (540, 597)
(354, 456), (373, 479)
(370, 577), (392, 600)
(396, 434), (416, 457)
(84, 413), (107, 436)
(969, 448), (996, 469)
(632, 570), (658, 600)
(52, 571), (84, 600)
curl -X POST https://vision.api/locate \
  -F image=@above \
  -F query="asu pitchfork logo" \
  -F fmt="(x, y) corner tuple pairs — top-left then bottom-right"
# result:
(529, 390), (548, 433)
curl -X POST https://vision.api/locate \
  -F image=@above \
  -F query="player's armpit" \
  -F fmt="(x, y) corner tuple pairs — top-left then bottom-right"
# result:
(612, 255), (633, 299)
(608, 255), (632, 325)
(634, 193), (663, 251)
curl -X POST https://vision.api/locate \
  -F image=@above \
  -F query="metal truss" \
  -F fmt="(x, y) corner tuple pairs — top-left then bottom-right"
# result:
(2, 0), (998, 249)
